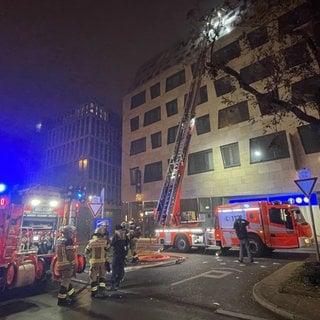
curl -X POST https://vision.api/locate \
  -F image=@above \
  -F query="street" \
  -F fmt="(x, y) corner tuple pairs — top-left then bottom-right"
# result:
(0, 248), (314, 320)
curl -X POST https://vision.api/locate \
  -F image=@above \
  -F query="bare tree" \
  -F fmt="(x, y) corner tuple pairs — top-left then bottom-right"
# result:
(190, 0), (320, 134)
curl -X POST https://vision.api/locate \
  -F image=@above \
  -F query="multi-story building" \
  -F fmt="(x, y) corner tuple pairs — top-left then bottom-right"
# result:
(41, 101), (122, 219)
(121, 0), (320, 236)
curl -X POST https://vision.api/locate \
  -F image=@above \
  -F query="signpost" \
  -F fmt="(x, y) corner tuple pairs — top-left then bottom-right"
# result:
(294, 175), (319, 262)
(88, 202), (103, 217)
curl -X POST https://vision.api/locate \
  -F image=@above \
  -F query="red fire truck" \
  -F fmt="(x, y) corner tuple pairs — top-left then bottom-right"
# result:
(0, 184), (85, 291)
(214, 201), (313, 256)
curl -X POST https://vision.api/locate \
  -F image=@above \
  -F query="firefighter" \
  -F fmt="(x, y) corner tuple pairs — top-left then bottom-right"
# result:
(85, 227), (110, 298)
(109, 224), (129, 290)
(94, 221), (110, 241)
(127, 221), (141, 263)
(55, 225), (77, 306)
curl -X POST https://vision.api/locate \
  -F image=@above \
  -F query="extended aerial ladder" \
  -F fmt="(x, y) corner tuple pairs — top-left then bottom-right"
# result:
(155, 30), (212, 226)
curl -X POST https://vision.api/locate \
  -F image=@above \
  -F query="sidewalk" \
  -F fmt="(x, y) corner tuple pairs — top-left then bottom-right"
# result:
(253, 261), (320, 320)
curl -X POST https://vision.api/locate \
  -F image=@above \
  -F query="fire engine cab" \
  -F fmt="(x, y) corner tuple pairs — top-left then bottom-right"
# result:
(0, 184), (86, 291)
(214, 201), (313, 256)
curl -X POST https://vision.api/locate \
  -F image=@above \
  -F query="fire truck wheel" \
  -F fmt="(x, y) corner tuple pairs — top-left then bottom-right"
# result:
(6, 262), (17, 287)
(248, 234), (265, 257)
(175, 235), (190, 253)
(36, 258), (45, 280)
(76, 254), (86, 273)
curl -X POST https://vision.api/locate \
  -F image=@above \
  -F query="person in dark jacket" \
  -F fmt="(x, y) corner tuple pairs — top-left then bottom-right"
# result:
(233, 216), (253, 263)
(109, 224), (129, 290)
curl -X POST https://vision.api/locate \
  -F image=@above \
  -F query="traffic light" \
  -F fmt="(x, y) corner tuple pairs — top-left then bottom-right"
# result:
(74, 186), (86, 202)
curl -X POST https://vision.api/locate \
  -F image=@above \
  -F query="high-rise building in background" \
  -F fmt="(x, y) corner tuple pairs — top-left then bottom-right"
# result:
(121, 0), (320, 235)
(41, 101), (122, 217)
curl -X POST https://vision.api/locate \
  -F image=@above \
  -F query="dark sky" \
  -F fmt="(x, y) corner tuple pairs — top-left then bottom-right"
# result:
(0, 0), (215, 136)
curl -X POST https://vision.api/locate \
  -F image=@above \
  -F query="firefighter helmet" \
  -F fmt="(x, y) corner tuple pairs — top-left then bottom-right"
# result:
(128, 221), (135, 230)
(120, 221), (127, 229)
(60, 225), (76, 236)
(95, 226), (106, 237)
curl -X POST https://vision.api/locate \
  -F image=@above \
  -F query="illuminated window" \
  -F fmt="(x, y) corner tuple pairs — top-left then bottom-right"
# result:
(79, 159), (88, 170)
(220, 142), (240, 168)
(250, 131), (290, 163)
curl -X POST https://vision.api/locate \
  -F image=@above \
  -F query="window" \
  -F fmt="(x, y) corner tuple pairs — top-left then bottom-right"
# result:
(292, 76), (320, 105)
(130, 116), (139, 131)
(258, 90), (279, 116)
(213, 40), (241, 65)
(151, 131), (162, 149)
(214, 76), (234, 97)
(218, 101), (249, 129)
(130, 90), (146, 109)
(143, 106), (161, 126)
(196, 114), (211, 135)
(130, 137), (146, 155)
(144, 161), (162, 183)
(199, 198), (212, 212)
(220, 142), (240, 168)
(250, 131), (290, 163)
(269, 208), (285, 225)
(298, 125), (320, 154)
(240, 57), (273, 84)
(188, 149), (213, 175)
(166, 99), (178, 117)
(278, 3), (312, 35)
(284, 41), (311, 69)
(197, 86), (208, 105)
(167, 125), (179, 144)
(247, 26), (268, 49)
(165, 69), (185, 92)
(150, 82), (160, 99)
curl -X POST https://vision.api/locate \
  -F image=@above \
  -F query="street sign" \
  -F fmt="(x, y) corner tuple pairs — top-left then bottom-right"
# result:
(294, 177), (318, 197)
(88, 202), (103, 217)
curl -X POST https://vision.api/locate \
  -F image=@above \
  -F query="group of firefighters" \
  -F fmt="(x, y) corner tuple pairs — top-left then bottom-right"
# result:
(55, 220), (142, 306)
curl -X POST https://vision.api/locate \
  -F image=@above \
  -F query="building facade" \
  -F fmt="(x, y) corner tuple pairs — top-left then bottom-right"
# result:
(121, 0), (320, 236)
(41, 101), (122, 219)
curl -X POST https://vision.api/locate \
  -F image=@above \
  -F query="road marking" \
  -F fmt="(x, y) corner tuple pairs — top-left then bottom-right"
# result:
(171, 268), (242, 286)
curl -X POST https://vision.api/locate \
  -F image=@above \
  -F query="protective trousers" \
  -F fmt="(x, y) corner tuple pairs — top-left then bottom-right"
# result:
(89, 262), (107, 297)
(57, 267), (76, 305)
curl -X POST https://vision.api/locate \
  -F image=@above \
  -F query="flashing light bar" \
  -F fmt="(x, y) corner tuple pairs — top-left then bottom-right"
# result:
(229, 193), (318, 206)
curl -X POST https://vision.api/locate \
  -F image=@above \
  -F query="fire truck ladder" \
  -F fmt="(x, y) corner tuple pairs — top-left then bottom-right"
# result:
(155, 36), (210, 226)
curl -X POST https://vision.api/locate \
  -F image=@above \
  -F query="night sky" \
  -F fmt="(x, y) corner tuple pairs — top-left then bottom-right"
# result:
(0, 0), (215, 185)
(0, 0), (215, 136)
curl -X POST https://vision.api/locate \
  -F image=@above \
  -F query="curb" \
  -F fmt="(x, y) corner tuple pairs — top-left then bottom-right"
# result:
(252, 262), (308, 320)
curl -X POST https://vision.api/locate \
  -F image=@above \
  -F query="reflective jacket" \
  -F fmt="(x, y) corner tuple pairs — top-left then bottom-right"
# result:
(55, 235), (75, 270)
(85, 235), (108, 264)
